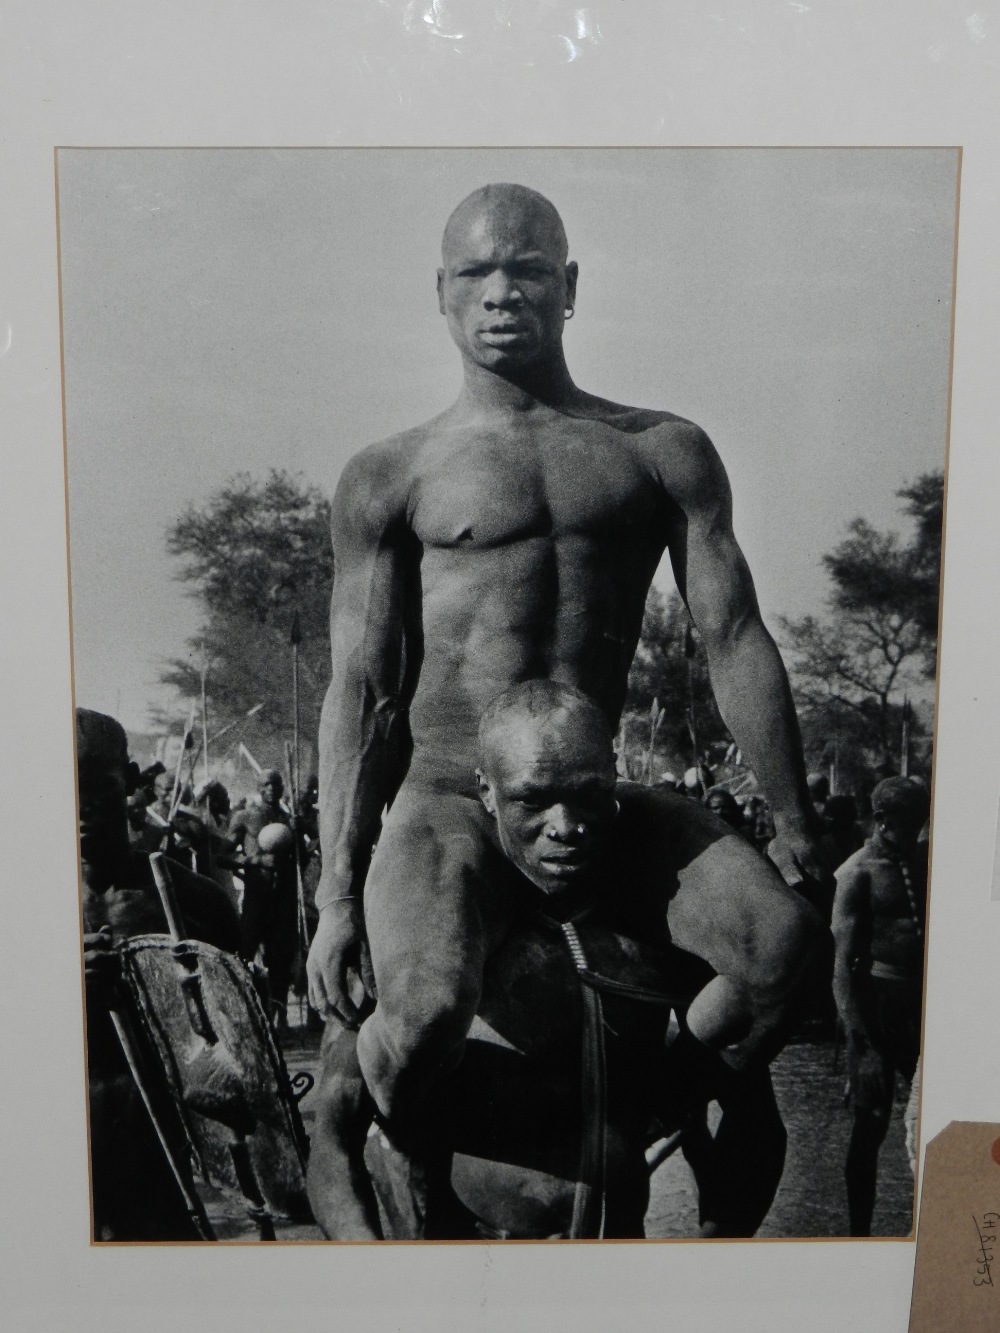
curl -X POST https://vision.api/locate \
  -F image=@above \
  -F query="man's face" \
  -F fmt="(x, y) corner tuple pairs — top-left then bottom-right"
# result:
(874, 807), (923, 851)
(78, 748), (129, 866)
(437, 200), (577, 373)
(153, 772), (173, 805)
(706, 792), (739, 829)
(126, 802), (147, 832)
(261, 780), (279, 806)
(476, 715), (617, 898)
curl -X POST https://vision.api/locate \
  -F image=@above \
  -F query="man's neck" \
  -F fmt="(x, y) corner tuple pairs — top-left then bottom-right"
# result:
(871, 829), (916, 863)
(458, 353), (579, 416)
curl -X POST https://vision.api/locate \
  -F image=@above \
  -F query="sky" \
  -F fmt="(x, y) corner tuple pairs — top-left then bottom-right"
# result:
(57, 147), (958, 733)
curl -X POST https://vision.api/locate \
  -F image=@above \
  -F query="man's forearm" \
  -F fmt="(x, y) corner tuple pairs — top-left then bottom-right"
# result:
(833, 956), (870, 1045)
(705, 619), (814, 829)
(316, 673), (400, 910)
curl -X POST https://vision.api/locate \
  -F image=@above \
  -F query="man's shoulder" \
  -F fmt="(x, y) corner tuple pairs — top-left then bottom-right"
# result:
(333, 415), (450, 518)
(574, 393), (705, 443)
(835, 844), (874, 883)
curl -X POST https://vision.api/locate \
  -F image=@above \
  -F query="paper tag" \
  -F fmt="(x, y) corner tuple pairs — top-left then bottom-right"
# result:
(909, 1122), (1000, 1331)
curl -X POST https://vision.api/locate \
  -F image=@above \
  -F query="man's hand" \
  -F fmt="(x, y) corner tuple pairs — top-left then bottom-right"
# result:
(83, 926), (122, 1008)
(306, 899), (376, 1030)
(767, 819), (830, 890)
(851, 1043), (892, 1111)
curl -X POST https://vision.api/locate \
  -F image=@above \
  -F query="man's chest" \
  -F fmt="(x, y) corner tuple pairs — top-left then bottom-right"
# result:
(410, 428), (664, 551)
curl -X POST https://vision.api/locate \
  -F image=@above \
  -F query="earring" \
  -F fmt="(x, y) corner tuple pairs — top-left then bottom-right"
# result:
(564, 305), (575, 320)
(614, 799), (621, 816)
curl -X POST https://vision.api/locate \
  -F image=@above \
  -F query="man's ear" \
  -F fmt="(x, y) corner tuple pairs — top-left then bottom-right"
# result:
(565, 260), (579, 308)
(437, 268), (446, 315)
(475, 768), (497, 817)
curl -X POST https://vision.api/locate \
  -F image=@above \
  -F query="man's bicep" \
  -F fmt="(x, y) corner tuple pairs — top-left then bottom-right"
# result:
(831, 867), (868, 955)
(328, 455), (410, 680)
(661, 431), (761, 644)
(682, 528), (762, 649)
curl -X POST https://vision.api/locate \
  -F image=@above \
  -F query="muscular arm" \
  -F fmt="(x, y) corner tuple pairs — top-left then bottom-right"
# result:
(831, 856), (893, 1108)
(660, 427), (823, 883)
(308, 447), (414, 1024)
(668, 846), (822, 1070)
(831, 858), (872, 1039)
(661, 805), (826, 1066)
(317, 448), (414, 905)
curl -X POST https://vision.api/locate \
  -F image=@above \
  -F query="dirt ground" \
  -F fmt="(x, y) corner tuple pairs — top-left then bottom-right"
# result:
(203, 1023), (915, 1243)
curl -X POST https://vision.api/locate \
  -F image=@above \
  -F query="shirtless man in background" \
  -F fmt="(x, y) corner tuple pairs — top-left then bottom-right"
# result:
(832, 776), (929, 1235)
(306, 183), (827, 1140)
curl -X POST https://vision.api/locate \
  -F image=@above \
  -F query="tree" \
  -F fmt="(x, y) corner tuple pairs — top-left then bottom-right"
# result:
(780, 471), (943, 782)
(622, 586), (731, 781)
(158, 470), (333, 774)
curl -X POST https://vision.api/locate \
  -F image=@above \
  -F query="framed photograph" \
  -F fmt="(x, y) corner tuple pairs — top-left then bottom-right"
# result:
(2, 4), (996, 1330)
(58, 144), (955, 1249)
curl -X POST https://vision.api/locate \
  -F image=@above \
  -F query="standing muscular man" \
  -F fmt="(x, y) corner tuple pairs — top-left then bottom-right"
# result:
(306, 183), (826, 1132)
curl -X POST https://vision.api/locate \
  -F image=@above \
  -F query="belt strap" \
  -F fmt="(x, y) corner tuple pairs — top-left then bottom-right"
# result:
(557, 918), (683, 1239)
(561, 921), (607, 1239)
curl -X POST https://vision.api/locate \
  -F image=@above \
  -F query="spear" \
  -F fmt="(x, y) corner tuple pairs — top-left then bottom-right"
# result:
(200, 644), (210, 787)
(168, 704), (197, 820)
(284, 739), (310, 957)
(683, 620), (703, 794)
(290, 610), (302, 800)
(239, 742), (263, 777)
(900, 696), (912, 778)
(209, 702), (263, 746)
(646, 697), (665, 786)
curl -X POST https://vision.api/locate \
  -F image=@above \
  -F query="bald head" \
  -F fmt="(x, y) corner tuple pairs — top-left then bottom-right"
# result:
(475, 682), (618, 896)
(477, 680), (614, 779)
(76, 708), (131, 871)
(871, 777), (930, 824)
(437, 185), (578, 375)
(77, 707), (129, 771)
(442, 184), (569, 265)
(871, 776), (929, 850)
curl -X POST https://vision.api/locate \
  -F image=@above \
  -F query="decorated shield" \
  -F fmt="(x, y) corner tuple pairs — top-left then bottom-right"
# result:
(120, 934), (313, 1225)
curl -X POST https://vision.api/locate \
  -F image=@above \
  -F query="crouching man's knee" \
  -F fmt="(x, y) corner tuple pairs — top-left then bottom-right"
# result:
(357, 980), (476, 1129)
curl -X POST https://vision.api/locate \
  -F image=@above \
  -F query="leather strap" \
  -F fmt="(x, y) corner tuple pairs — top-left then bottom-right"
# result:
(562, 921), (608, 1239)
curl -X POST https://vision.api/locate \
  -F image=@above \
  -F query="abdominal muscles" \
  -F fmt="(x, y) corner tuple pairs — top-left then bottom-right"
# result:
(407, 535), (650, 770)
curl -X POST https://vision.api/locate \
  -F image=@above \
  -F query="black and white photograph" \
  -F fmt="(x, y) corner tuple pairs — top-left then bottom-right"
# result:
(58, 147), (956, 1245)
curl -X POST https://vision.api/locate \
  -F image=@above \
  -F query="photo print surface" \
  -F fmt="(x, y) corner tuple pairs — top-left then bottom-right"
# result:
(59, 147), (957, 1242)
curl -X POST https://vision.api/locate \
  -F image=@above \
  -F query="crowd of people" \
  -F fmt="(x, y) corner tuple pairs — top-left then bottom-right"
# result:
(121, 760), (323, 1025)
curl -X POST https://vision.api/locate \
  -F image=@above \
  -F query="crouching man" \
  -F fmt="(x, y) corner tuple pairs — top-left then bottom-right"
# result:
(307, 683), (820, 1239)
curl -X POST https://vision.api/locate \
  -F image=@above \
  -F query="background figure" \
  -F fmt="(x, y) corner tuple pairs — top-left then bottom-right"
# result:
(702, 787), (743, 833)
(78, 707), (239, 1239)
(832, 776), (929, 1235)
(228, 770), (298, 1026)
